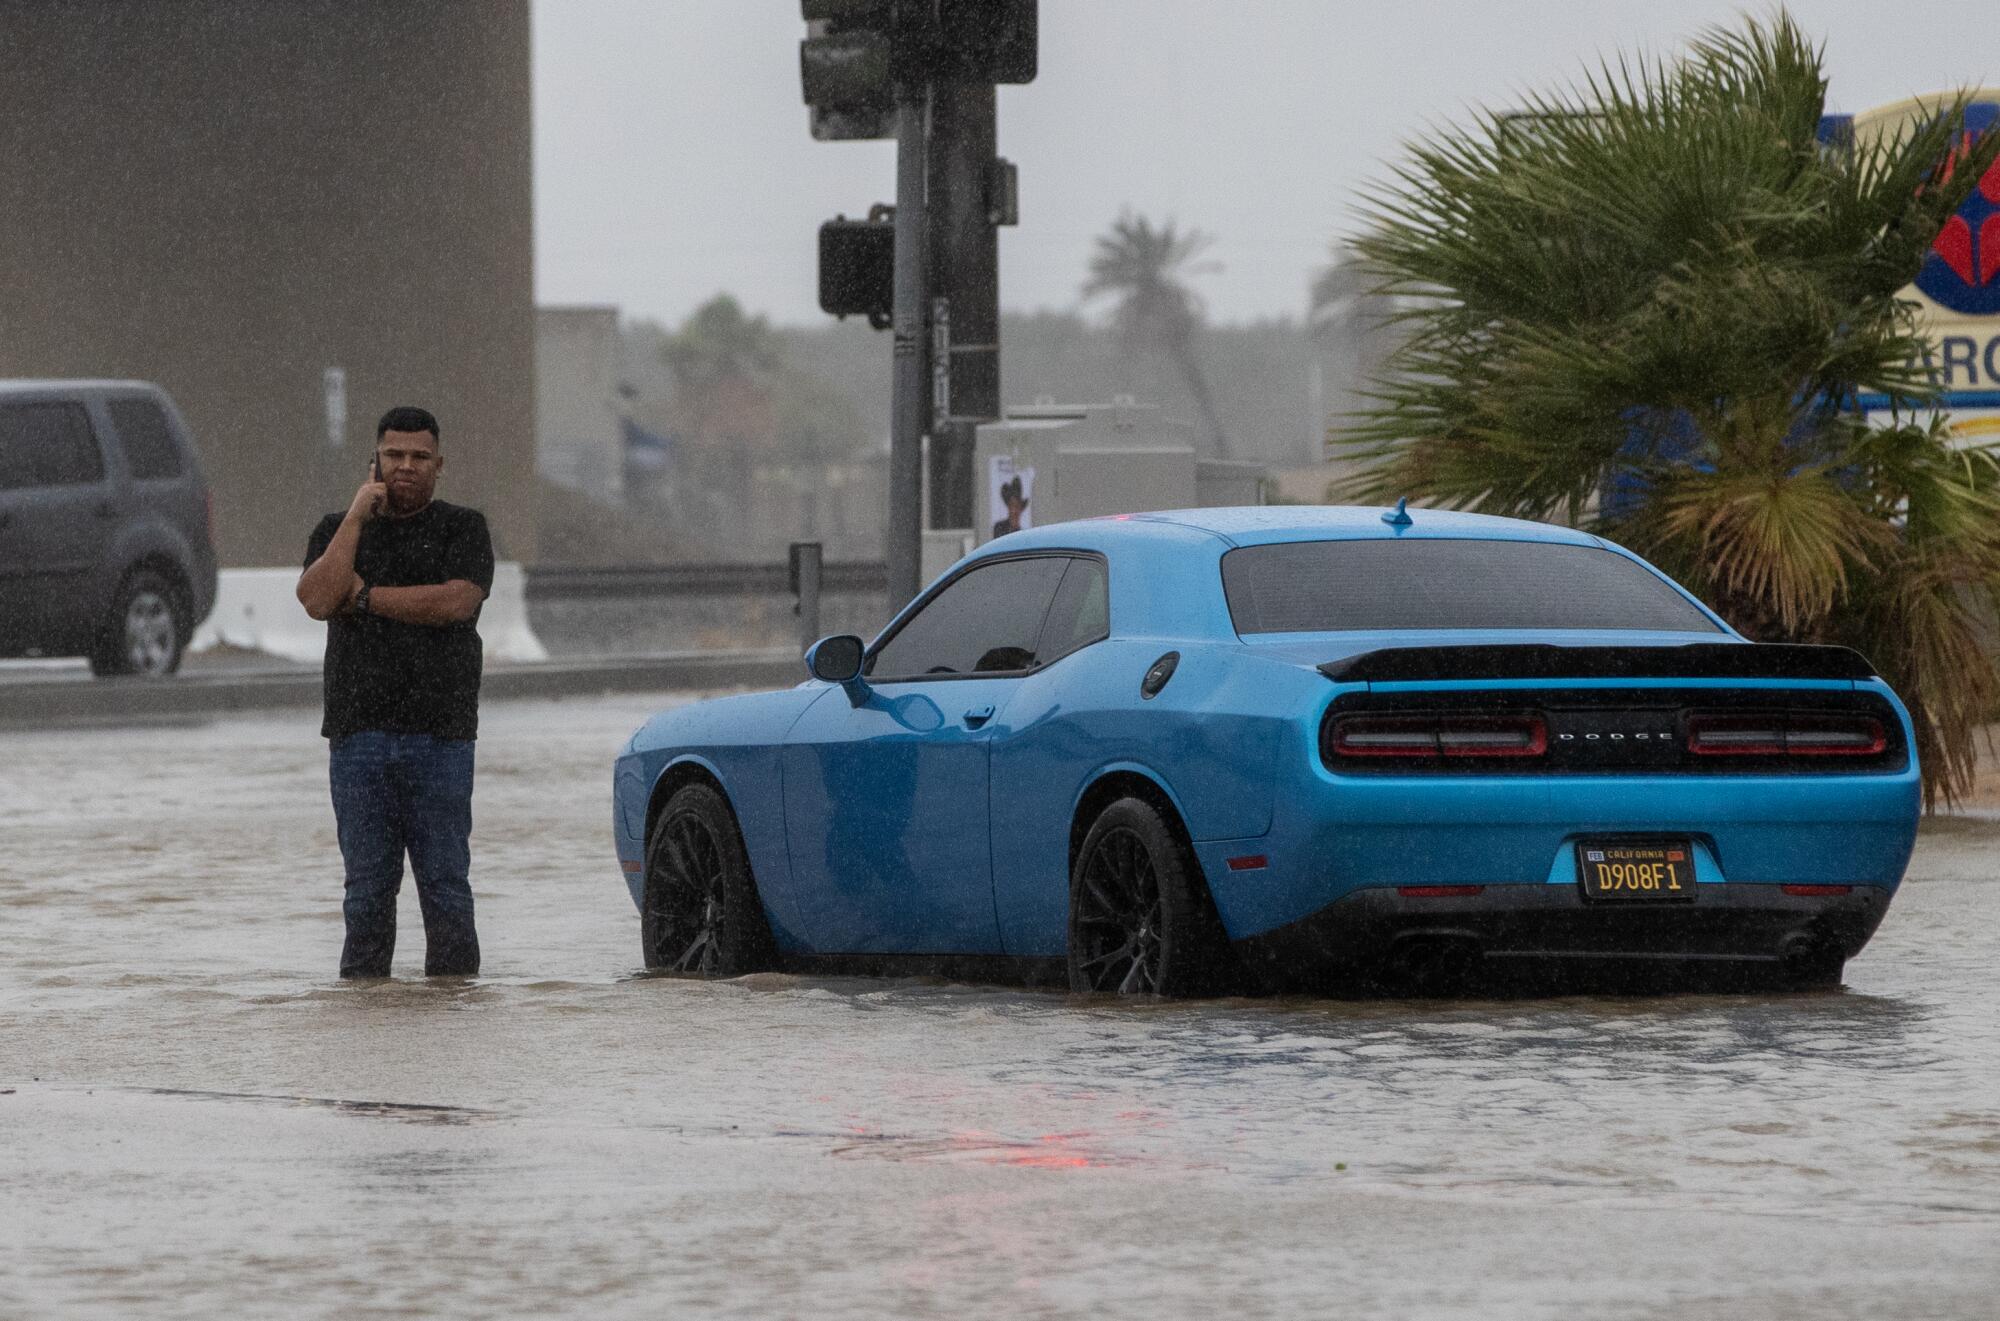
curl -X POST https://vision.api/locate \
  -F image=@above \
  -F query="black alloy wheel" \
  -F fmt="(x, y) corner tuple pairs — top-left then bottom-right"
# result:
(1067, 797), (1235, 998)
(90, 569), (186, 678)
(641, 783), (776, 977)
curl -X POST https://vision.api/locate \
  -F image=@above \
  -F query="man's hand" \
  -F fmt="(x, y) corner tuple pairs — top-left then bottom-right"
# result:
(346, 467), (388, 525)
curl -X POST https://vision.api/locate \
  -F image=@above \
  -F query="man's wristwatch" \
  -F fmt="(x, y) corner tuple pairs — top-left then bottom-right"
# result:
(354, 582), (372, 616)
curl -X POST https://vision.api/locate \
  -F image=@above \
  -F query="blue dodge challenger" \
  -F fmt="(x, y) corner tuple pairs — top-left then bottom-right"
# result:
(611, 506), (1920, 995)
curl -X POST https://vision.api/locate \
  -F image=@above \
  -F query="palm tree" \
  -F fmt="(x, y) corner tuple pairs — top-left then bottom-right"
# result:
(1082, 211), (1231, 457)
(1335, 12), (2000, 807)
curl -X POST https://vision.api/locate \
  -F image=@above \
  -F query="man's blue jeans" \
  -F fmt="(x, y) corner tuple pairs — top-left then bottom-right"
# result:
(329, 732), (480, 977)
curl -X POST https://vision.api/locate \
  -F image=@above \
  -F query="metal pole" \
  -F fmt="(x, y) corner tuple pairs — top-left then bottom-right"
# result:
(792, 540), (823, 654)
(886, 87), (931, 614)
(925, 79), (999, 529)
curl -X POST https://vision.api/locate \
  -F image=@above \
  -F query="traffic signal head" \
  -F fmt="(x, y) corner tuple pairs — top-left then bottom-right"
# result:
(801, 0), (1037, 141)
(801, 0), (897, 140)
(937, 0), (1036, 84)
(819, 216), (895, 327)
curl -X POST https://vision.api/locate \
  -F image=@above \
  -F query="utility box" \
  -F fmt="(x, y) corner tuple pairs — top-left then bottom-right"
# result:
(921, 527), (974, 587)
(971, 399), (1265, 543)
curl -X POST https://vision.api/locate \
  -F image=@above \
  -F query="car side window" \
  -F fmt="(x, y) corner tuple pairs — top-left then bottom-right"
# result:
(868, 555), (1069, 679)
(1036, 556), (1110, 663)
(109, 399), (184, 480)
(0, 403), (105, 490)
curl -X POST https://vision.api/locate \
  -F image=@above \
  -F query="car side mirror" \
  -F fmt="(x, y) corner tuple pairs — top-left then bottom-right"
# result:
(805, 634), (865, 684)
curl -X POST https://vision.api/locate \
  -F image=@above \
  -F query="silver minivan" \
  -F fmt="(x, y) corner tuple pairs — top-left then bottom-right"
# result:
(0, 380), (218, 676)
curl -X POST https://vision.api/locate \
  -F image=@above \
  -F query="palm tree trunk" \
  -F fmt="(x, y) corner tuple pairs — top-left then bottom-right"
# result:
(1168, 333), (1231, 460)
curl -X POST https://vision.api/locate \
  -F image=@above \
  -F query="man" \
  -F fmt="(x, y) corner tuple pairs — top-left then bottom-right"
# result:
(297, 406), (494, 978)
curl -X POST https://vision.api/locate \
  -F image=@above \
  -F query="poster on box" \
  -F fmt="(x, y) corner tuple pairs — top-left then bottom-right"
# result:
(989, 455), (1034, 539)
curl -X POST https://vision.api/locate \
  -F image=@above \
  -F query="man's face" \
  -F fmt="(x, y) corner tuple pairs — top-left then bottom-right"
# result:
(376, 429), (442, 513)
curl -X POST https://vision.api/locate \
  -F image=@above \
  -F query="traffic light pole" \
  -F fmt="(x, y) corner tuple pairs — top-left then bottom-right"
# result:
(925, 79), (998, 530)
(886, 86), (930, 613)
(802, 1), (1032, 609)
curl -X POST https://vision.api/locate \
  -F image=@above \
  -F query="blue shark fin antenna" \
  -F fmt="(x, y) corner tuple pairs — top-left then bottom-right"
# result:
(1381, 497), (1413, 527)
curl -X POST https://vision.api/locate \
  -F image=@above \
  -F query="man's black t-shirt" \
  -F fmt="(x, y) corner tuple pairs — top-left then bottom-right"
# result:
(303, 500), (496, 742)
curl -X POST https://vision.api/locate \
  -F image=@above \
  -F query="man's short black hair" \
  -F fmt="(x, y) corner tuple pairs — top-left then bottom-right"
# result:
(377, 406), (440, 444)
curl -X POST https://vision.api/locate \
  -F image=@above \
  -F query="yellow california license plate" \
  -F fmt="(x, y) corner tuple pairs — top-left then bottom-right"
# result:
(1576, 840), (1696, 902)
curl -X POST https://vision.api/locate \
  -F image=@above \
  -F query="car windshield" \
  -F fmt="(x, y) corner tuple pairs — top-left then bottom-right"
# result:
(1221, 538), (1722, 635)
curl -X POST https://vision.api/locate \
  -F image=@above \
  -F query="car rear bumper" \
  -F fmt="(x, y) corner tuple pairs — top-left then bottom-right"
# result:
(1233, 881), (1892, 993)
(1202, 759), (1921, 943)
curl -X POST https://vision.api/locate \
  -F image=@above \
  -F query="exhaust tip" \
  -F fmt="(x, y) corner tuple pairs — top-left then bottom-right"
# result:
(1779, 931), (1845, 986)
(1385, 932), (1483, 992)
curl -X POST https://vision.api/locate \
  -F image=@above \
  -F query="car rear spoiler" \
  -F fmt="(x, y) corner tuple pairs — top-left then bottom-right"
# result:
(1318, 642), (1877, 684)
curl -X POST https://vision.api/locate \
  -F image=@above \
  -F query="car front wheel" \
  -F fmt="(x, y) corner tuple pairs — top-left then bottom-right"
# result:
(90, 569), (186, 678)
(1067, 796), (1235, 997)
(641, 782), (777, 977)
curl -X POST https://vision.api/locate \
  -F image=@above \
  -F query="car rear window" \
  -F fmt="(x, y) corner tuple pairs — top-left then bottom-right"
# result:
(1038, 556), (1110, 661)
(1221, 538), (1722, 634)
(109, 398), (184, 480)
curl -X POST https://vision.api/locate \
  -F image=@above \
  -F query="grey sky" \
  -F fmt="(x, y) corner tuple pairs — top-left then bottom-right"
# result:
(532, 1), (1994, 329)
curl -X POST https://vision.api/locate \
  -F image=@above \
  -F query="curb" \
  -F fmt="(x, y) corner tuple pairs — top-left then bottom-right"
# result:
(0, 650), (802, 725)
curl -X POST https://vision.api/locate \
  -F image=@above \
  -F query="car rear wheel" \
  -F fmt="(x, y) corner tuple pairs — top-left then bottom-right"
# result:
(641, 782), (777, 977)
(1068, 797), (1234, 997)
(89, 569), (186, 678)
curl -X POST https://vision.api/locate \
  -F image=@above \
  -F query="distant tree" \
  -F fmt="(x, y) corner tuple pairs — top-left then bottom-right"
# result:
(1082, 211), (1231, 457)
(1308, 245), (1411, 465)
(772, 367), (869, 465)
(661, 295), (871, 464)
(1336, 11), (2000, 807)
(662, 294), (783, 450)
(1306, 251), (1366, 343)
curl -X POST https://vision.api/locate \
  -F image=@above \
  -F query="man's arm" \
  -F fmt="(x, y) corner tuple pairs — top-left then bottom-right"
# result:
(366, 507), (493, 628)
(298, 518), (364, 620)
(297, 472), (385, 620)
(365, 580), (487, 627)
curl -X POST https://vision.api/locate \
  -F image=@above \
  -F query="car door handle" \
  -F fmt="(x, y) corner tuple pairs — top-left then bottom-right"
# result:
(962, 704), (995, 729)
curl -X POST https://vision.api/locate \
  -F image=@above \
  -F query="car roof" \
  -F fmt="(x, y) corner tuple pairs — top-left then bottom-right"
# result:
(943, 506), (1616, 645)
(988, 504), (1602, 552)
(0, 378), (168, 397)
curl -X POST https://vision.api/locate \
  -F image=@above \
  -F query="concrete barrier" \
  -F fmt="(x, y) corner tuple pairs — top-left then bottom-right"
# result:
(190, 563), (547, 663)
(0, 649), (798, 724)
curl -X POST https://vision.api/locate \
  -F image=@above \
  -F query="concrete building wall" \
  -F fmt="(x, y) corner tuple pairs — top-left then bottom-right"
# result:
(536, 306), (625, 505)
(0, 0), (535, 566)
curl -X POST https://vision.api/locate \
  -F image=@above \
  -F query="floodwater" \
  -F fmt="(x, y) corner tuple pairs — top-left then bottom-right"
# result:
(3, 695), (1998, 1320)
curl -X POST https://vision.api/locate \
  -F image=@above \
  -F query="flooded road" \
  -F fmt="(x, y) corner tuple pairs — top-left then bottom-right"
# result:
(3, 695), (1998, 1319)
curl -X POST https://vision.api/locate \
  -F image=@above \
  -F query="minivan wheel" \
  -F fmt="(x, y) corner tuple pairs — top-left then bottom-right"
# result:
(90, 570), (186, 678)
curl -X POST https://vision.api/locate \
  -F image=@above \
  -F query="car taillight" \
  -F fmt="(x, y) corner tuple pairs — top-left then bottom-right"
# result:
(1331, 712), (1547, 759)
(1783, 715), (1888, 756)
(1686, 712), (1886, 758)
